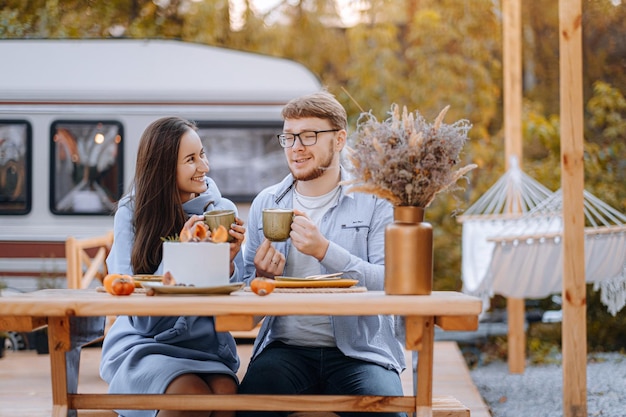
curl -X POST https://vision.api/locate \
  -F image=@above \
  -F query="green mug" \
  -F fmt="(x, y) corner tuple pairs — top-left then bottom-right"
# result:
(203, 209), (235, 242)
(262, 208), (294, 242)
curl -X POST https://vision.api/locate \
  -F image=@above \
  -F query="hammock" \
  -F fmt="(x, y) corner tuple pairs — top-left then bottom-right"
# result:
(457, 157), (554, 297)
(480, 189), (626, 316)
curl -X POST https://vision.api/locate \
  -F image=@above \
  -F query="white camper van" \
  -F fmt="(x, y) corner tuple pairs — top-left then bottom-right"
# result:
(0, 39), (321, 280)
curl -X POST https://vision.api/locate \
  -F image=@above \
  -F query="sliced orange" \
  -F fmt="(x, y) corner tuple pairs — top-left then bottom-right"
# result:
(211, 225), (229, 243)
(192, 223), (209, 241)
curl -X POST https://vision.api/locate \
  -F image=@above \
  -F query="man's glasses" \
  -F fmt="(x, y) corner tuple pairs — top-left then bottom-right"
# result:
(277, 129), (340, 148)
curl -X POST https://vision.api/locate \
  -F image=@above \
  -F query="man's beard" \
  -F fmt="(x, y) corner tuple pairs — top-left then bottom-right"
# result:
(292, 144), (335, 182)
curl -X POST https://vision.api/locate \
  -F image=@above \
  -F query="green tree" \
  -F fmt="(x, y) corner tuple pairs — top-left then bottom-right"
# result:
(523, 0), (626, 116)
(585, 81), (626, 213)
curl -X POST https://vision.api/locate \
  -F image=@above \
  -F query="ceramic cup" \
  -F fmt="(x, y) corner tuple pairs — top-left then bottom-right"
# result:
(262, 208), (294, 242)
(204, 209), (235, 242)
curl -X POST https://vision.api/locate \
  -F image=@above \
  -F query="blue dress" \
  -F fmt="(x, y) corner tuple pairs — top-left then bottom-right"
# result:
(100, 177), (242, 417)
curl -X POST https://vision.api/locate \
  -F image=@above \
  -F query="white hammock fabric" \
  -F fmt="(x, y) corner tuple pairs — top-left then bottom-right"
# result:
(479, 190), (626, 316)
(457, 158), (554, 295)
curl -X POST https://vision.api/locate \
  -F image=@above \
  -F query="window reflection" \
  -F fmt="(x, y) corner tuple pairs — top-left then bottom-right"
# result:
(0, 121), (31, 214)
(197, 123), (287, 202)
(51, 121), (123, 214)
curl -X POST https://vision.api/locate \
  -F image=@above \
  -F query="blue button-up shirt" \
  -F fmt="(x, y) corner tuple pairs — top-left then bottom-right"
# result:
(243, 168), (406, 374)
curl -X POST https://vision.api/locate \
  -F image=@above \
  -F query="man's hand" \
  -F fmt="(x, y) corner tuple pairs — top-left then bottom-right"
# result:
(290, 209), (329, 261)
(254, 238), (285, 278)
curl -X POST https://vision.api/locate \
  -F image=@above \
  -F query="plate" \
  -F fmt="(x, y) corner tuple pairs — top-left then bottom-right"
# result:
(273, 279), (359, 288)
(132, 275), (163, 287)
(275, 273), (343, 282)
(133, 274), (163, 282)
(141, 282), (244, 296)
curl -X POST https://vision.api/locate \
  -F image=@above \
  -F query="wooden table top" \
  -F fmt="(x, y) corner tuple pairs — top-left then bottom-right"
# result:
(0, 289), (482, 318)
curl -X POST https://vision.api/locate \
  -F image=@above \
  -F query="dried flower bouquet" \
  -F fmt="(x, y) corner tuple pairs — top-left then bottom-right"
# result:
(344, 104), (477, 207)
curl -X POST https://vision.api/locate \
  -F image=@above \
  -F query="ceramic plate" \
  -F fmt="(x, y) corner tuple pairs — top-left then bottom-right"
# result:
(274, 273), (343, 282)
(141, 282), (244, 296)
(133, 274), (163, 281)
(132, 275), (163, 288)
(274, 279), (359, 288)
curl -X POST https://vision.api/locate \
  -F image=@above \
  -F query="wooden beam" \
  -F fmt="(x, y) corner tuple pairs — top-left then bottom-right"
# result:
(502, 0), (526, 374)
(559, 1), (587, 416)
(214, 314), (260, 331)
(435, 315), (478, 331)
(0, 316), (47, 332)
(503, 0), (523, 159)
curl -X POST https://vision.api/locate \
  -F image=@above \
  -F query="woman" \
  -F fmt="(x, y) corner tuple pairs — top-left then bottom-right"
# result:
(100, 116), (246, 417)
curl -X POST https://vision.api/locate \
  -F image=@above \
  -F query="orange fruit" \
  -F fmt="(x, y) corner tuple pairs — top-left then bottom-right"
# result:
(110, 277), (135, 296)
(180, 222), (209, 242)
(192, 223), (209, 240)
(250, 277), (276, 296)
(103, 273), (122, 294)
(103, 273), (133, 295)
(211, 225), (229, 243)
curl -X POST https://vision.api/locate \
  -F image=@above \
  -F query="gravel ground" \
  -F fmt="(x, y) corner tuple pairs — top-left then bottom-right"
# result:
(469, 352), (626, 417)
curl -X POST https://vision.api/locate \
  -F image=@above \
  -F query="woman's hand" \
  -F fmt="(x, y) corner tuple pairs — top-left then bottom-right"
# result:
(229, 217), (246, 274)
(180, 214), (205, 238)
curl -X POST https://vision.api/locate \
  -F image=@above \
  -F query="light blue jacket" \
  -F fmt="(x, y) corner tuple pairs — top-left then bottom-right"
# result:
(100, 177), (243, 417)
(243, 168), (406, 374)
(106, 176), (243, 278)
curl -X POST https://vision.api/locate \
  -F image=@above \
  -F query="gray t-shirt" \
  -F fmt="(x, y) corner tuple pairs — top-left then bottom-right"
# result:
(268, 186), (341, 347)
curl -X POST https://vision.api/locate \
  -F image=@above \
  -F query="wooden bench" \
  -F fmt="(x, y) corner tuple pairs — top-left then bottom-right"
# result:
(73, 396), (468, 416)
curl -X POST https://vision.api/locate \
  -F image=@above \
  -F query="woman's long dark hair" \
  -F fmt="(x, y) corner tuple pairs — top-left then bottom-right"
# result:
(131, 116), (197, 274)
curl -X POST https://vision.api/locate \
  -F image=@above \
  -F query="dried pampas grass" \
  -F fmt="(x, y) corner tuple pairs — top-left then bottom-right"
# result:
(344, 104), (477, 207)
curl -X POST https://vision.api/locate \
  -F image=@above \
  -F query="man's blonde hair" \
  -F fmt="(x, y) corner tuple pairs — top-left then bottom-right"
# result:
(281, 90), (347, 130)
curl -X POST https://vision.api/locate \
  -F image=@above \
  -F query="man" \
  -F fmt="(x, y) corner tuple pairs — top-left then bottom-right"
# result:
(239, 91), (406, 417)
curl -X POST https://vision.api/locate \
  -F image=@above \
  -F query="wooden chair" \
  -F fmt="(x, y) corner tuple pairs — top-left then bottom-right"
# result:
(65, 231), (115, 340)
(65, 231), (114, 290)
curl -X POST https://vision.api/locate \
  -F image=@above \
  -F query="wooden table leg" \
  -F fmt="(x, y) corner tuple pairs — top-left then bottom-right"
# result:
(507, 297), (526, 373)
(48, 317), (72, 417)
(405, 315), (434, 417)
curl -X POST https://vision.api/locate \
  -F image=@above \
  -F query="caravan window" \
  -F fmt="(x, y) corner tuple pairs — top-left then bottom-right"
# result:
(50, 121), (124, 215)
(197, 122), (287, 202)
(0, 120), (32, 215)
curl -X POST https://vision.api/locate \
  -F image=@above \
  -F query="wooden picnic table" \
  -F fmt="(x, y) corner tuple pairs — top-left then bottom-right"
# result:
(0, 288), (482, 417)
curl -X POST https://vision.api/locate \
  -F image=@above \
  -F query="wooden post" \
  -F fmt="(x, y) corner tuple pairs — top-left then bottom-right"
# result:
(502, 0), (526, 374)
(559, 1), (587, 416)
(503, 0), (523, 160)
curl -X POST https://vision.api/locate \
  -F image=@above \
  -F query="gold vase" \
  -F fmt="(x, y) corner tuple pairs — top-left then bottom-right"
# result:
(384, 206), (433, 295)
